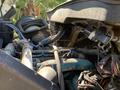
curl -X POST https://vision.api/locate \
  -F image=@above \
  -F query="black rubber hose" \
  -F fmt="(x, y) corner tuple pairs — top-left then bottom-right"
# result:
(5, 23), (25, 39)
(17, 16), (64, 46)
(0, 20), (25, 39)
(32, 48), (101, 56)
(76, 48), (99, 55)
(16, 16), (48, 33)
(16, 16), (35, 33)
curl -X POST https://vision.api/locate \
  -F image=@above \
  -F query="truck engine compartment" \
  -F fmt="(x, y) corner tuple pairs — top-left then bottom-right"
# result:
(1, 0), (120, 90)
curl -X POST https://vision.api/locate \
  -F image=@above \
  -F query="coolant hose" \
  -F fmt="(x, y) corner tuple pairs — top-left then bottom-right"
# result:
(53, 45), (65, 90)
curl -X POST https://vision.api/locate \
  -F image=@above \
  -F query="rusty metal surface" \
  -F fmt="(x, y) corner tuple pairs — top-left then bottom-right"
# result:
(0, 50), (59, 90)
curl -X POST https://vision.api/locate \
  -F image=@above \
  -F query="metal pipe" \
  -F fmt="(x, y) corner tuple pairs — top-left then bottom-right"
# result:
(21, 40), (33, 70)
(53, 45), (65, 90)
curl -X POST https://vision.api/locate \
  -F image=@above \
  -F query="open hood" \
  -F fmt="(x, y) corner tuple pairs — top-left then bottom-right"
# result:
(47, 0), (120, 25)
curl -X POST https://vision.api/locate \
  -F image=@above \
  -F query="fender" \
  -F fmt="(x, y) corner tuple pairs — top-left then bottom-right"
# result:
(0, 50), (59, 90)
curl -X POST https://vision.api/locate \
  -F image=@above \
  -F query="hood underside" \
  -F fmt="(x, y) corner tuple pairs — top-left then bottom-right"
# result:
(48, 0), (120, 24)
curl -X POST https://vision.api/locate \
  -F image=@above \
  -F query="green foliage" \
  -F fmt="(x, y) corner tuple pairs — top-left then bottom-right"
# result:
(35, 0), (65, 18)
(15, 0), (66, 19)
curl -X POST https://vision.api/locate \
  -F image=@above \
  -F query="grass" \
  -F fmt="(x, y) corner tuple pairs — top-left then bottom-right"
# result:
(15, 0), (66, 19)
